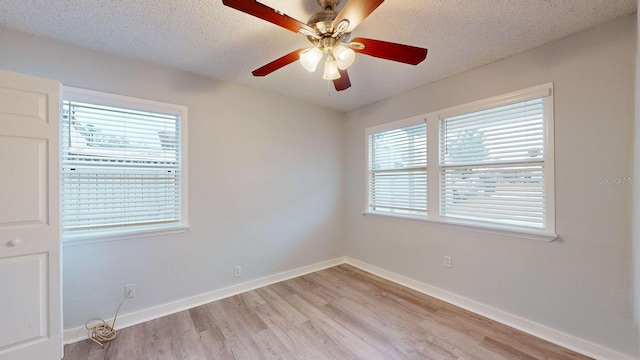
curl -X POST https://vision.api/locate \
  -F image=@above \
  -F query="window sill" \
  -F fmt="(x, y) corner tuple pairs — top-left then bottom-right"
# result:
(63, 224), (191, 247)
(362, 212), (557, 242)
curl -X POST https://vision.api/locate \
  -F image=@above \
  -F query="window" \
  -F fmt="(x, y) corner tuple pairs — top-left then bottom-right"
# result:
(440, 98), (547, 229)
(62, 88), (188, 243)
(367, 119), (427, 217)
(365, 84), (555, 240)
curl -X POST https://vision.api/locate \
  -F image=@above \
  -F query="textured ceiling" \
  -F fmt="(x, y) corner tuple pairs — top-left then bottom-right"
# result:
(0, 0), (636, 111)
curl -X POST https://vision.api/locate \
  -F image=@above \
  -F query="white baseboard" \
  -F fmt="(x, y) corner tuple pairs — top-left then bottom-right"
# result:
(63, 256), (346, 344)
(344, 257), (638, 360)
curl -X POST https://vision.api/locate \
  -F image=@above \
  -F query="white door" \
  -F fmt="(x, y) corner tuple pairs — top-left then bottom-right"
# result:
(0, 70), (62, 360)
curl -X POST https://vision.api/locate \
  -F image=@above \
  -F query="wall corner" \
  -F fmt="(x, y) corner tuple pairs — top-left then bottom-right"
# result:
(633, 5), (640, 356)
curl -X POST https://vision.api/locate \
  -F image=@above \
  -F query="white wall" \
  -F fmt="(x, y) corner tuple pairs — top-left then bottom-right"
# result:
(634, 0), (640, 353)
(345, 15), (638, 357)
(0, 27), (346, 330)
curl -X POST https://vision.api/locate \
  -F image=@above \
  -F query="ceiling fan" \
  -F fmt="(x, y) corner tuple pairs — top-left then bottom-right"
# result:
(222, 0), (428, 91)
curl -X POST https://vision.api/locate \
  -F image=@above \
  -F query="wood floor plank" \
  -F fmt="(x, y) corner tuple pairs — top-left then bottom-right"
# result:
(335, 265), (446, 313)
(252, 315), (312, 359)
(107, 326), (146, 360)
(251, 328), (298, 360)
(256, 288), (308, 327)
(298, 273), (345, 303)
(220, 296), (269, 334)
(239, 290), (267, 310)
(400, 324), (467, 359)
(209, 298), (266, 359)
(286, 294), (378, 359)
(320, 302), (429, 360)
(62, 337), (109, 360)
(418, 316), (514, 360)
(189, 305), (217, 333)
(431, 308), (550, 359)
(480, 337), (538, 360)
(199, 327), (236, 360)
(293, 320), (359, 360)
(63, 265), (592, 360)
(327, 297), (458, 360)
(272, 280), (328, 308)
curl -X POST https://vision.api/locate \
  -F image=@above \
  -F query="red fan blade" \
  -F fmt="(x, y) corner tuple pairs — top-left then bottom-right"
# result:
(223, 0), (314, 34)
(352, 37), (427, 65)
(333, 69), (352, 91)
(332, 0), (384, 33)
(252, 48), (305, 76)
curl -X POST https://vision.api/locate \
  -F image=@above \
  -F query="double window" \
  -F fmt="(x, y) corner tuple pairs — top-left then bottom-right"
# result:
(366, 84), (555, 240)
(62, 88), (188, 243)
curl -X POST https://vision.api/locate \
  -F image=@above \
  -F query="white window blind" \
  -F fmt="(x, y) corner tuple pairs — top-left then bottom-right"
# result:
(368, 122), (427, 216)
(439, 98), (546, 229)
(62, 100), (182, 235)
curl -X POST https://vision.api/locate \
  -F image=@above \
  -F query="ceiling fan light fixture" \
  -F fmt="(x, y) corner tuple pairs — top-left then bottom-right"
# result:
(333, 44), (356, 70)
(223, 0), (429, 91)
(322, 54), (341, 80)
(299, 47), (323, 72)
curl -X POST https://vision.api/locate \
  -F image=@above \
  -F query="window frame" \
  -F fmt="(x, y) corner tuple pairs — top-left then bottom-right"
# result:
(365, 116), (428, 217)
(364, 83), (556, 241)
(61, 87), (189, 246)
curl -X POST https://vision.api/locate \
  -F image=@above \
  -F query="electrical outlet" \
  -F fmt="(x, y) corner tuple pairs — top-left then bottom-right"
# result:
(234, 266), (242, 278)
(125, 284), (136, 298)
(444, 256), (452, 268)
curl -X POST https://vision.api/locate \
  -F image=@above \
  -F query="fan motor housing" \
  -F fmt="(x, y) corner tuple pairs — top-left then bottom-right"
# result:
(317, 0), (339, 10)
(307, 10), (338, 35)
(309, 0), (342, 35)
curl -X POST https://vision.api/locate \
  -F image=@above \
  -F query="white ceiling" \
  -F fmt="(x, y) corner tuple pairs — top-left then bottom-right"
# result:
(0, 0), (636, 111)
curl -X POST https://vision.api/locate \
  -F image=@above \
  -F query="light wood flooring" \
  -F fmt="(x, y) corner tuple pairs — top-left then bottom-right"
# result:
(63, 264), (591, 360)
